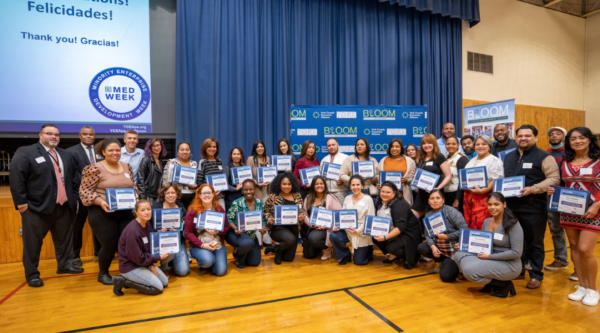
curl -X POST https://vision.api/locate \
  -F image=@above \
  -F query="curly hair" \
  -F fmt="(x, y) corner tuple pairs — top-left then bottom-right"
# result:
(270, 171), (300, 195)
(95, 137), (121, 157)
(188, 184), (220, 214)
(157, 182), (182, 202)
(564, 127), (600, 162)
(144, 137), (168, 157)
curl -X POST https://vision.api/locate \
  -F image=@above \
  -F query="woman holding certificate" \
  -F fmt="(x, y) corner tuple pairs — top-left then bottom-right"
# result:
(162, 142), (198, 209)
(184, 184), (230, 276)
(136, 137), (167, 205)
(372, 182), (421, 269)
(377, 139), (416, 205)
(226, 179), (267, 268)
(223, 147), (246, 211)
(454, 193), (523, 298)
(463, 135), (504, 230)
(303, 176), (342, 260)
(113, 200), (170, 296)
(247, 141), (272, 201)
(340, 138), (379, 198)
(547, 127), (600, 306)
(443, 137), (469, 211)
(80, 137), (138, 285)
(197, 138), (226, 208)
(406, 144), (420, 203)
(264, 172), (306, 265)
(417, 190), (466, 282)
(293, 140), (320, 199)
(276, 138), (298, 173)
(412, 134), (452, 218)
(330, 175), (376, 265)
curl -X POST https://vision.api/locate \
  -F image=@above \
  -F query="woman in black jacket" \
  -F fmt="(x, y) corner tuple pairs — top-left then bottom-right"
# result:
(136, 137), (167, 205)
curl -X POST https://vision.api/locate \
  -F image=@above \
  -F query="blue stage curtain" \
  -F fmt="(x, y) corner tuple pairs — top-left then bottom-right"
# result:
(177, 0), (467, 160)
(380, 0), (480, 26)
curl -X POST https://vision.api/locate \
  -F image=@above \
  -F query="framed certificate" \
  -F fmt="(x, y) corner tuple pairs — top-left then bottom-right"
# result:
(410, 168), (440, 192)
(274, 205), (299, 225)
(459, 228), (494, 255)
(379, 171), (403, 190)
(333, 210), (358, 230)
(352, 161), (375, 178)
(150, 231), (181, 256)
(105, 188), (136, 211)
(458, 167), (488, 190)
(257, 166), (278, 183)
(152, 208), (182, 231)
(205, 173), (229, 192)
(237, 211), (264, 232)
(230, 166), (254, 185)
(497, 148), (517, 162)
(308, 207), (334, 229)
(422, 210), (448, 238)
(272, 155), (292, 171)
(322, 162), (342, 181)
(493, 176), (525, 198)
(171, 165), (198, 186)
(363, 215), (392, 237)
(299, 166), (321, 186)
(195, 211), (226, 231)
(548, 186), (591, 216)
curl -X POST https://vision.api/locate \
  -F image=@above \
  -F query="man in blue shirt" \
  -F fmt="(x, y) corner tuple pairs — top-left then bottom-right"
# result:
(119, 130), (144, 181)
(437, 123), (464, 155)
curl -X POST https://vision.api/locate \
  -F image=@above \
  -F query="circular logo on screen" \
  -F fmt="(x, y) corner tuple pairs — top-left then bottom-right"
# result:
(88, 67), (151, 121)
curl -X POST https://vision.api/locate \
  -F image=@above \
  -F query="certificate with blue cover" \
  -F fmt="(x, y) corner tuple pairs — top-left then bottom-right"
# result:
(458, 167), (488, 190)
(105, 188), (136, 211)
(205, 173), (229, 192)
(352, 161), (375, 178)
(459, 228), (494, 255)
(271, 155), (292, 171)
(299, 166), (321, 186)
(333, 210), (358, 230)
(274, 205), (299, 225)
(170, 165), (197, 186)
(379, 171), (403, 190)
(410, 168), (440, 191)
(237, 211), (264, 232)
(498, 148), (517, 162)
(195, 211), (226, 231)
(257, 166), (278, 183)
(422, 210), (448, 238)
(322, 162), (342, 181)
(548, 186), (591, 216)
(230, 166), (254, 185)
(363, 215), (392, 237)
(150, 231), (180, 256)
(152, 208), (182, 231)
(308, 207), (334, 229)
(493, 176), (525, 198)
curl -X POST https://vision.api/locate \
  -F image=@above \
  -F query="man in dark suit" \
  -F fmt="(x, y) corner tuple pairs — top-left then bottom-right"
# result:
(10, 124), (84, 287)
(67, 126), (102, 267)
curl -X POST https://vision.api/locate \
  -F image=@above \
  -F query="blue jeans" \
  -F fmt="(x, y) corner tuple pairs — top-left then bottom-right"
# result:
(122, 266), (168, 291)
(189, 244), (228, 276)
(547, 211), (569, 266)
(159, 241), (190, 276)
(224, 231), (262, 266)
(329, 231), (373, 265)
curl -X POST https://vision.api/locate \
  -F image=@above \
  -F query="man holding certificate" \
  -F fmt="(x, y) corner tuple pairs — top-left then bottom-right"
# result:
(320, 138), (349, 205)
(502, 125), (560, 290)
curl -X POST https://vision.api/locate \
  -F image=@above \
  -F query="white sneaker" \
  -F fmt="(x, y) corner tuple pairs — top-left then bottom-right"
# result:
(568, 285), (587, 301)
(582, 289), (599, 306)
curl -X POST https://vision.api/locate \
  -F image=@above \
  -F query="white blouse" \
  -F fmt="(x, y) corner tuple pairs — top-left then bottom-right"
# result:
(464, 153), (504, 182)
(343, 194), (375, 249)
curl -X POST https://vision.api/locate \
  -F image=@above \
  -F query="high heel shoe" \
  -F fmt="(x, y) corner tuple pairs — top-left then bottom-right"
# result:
(479, 283), (496, 294)
(338, 254), (351, 265)
(274, 251), (283, 265)
(97, 272), (113, 285)
(490, 279), (517, 298)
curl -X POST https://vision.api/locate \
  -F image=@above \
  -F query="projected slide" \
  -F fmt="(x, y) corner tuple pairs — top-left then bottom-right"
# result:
(0, 0), (152, 133)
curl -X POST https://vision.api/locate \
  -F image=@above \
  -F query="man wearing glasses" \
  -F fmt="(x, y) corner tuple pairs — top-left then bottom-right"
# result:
(10, 124), (83, 288)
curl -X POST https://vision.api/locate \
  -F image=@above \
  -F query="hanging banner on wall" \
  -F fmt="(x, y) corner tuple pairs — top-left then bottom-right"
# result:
(290, 105), (428, 162)
(463, 99), (515, 140)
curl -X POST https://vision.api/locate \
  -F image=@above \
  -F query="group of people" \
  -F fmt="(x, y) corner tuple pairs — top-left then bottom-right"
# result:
(9, 122), (600, 306)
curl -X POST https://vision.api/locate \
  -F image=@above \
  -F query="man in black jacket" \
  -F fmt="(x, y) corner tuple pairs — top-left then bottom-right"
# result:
(9, 124), (84, 287)
(503, 125), (560, 290)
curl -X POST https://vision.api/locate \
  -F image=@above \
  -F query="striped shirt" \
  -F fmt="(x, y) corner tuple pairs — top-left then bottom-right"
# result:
(197, 159), (224, 185)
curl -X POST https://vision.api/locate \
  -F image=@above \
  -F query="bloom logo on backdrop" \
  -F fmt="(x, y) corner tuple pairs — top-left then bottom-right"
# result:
(362, 109), (395, 120)
(324, 127), (357, 138)
(89, 67), (150, 120)
(290, 109), (307, 120)
(370, 143), (389, 155)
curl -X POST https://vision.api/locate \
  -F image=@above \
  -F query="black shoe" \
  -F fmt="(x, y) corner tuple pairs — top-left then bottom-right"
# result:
(382, 258), (395, 264)
(490, 280), (517, 298)
(264, 245), (277, 255)
(403, 262), (413, 270)
(27, 278), (44, 288)
(479, 283), (496, 294)
(98, 272), (113, 285)
(112, 275), (126, 296)
(274, 251), (283, 265)
(73, 258), (83, 268)
(123, 278), (163, 295)
(339, 254), (351, 265)
(235, 260), (245, 269)
(57, 266), (84, 274)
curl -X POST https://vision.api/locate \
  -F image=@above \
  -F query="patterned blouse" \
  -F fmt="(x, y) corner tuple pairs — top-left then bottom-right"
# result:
(559, 159), (600, 233)
(263, 193), (306, 231)
(79, 162), (138, 206)
(162, 158), (198, 194)
(227, 197), (266, 239)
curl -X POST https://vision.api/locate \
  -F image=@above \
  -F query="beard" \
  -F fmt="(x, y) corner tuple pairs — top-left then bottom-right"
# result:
(463, 147), (475, 155)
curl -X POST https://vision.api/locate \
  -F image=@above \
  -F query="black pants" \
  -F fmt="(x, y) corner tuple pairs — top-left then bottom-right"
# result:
(373, 236), (405, 260)
(270, 225), (299, 262)
(303, 229), (328, 259)
(87, 206), (134, 273)
(225, 230), (262, 266)
(417, 242), (460, 282)
(514, 211), (547, 280)
(21, 204), (74, 280)
(72, 200), (101, 258)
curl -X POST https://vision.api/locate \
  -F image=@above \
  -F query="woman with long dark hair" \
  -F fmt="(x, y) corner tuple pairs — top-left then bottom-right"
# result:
(136, 137), (167, 205)
(247, 140), (271, 201)
(443, 136), (469, 211)
(197, 138), (225, 208)
(377, 138), (416, 205)
(293, 140), (320, 199)
(223, 147), (246, 211)
(276, 138), (298, 173)
(340, 138), (379, 198)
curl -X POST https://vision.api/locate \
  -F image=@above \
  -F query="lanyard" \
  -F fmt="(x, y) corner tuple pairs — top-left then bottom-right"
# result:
(48, 151), (62, 174)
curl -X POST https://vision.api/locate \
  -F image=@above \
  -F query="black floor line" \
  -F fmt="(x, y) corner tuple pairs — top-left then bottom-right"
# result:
(59, 272), (431, 332)
(344, 289), (403, 332)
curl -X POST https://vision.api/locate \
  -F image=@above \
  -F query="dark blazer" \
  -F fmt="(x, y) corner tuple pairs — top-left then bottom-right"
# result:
(66, 143), (95, 193)
(378, 196), (422, 267)
(10, 142), (77, 214)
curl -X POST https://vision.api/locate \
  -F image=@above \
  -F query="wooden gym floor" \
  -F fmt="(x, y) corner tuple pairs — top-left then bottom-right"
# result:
(0, 231), (599, 333)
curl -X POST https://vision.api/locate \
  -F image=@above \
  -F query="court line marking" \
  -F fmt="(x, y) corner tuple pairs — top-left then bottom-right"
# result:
(59, 273), (431, 332)
(344, 289), (403, 332)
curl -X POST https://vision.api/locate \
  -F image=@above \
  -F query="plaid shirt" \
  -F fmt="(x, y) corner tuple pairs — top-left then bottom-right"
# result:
(227, 197), (265, 239)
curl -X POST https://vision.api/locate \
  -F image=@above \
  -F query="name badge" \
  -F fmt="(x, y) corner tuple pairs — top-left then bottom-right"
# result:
(493, 233), (504, 241)
(522, 163), (533, 169)
(124, 173), (131, 179)
(35, 156), (45, 164)
(218, 166), (223, 170)
(581, 168), (593, 175)
(426, 162), (433, 166)
(142, 237), (148, 244)
(357, 201), (365, 207)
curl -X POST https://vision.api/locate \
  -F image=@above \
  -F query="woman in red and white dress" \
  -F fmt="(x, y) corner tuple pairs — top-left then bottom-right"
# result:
(548, 127), (600, 306)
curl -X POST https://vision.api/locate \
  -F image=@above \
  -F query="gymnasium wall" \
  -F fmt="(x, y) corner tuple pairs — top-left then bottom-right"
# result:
(585, 14), (600, 133)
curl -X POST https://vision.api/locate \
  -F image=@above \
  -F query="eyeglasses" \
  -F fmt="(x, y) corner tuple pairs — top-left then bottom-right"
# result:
(200, 192), (213, 196)
(42, 132), (60, 137)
